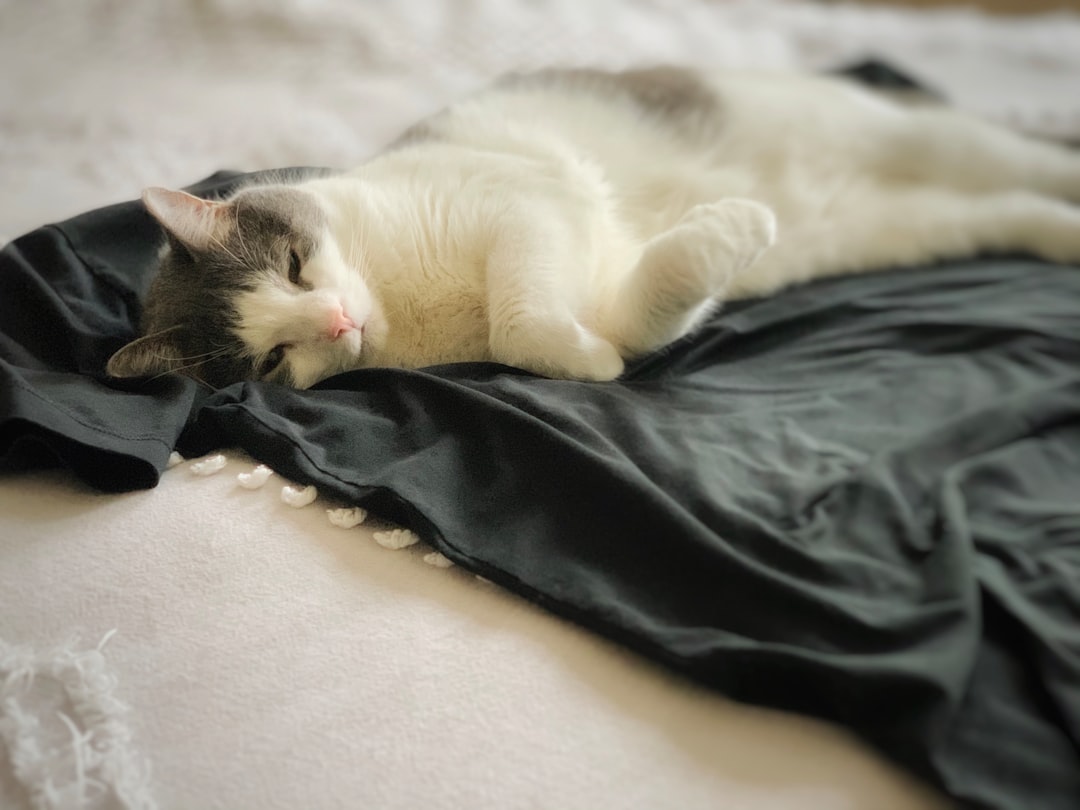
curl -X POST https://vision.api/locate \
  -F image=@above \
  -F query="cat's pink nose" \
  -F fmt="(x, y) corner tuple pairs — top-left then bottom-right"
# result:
(327, 306), (357, 341)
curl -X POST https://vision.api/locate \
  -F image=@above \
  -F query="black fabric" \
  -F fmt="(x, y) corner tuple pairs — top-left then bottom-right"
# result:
(4, 173), (1080, 809)
(830, 58), (944, 98)
(0, 172), (244, 490)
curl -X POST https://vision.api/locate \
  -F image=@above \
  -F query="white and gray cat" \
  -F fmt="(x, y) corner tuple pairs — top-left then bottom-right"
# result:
(107, 67), (1080, 389)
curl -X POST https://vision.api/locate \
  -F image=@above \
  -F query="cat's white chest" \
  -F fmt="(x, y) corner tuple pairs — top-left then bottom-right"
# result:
(377, 285), (493, 367)
(367, 229), (495, 368)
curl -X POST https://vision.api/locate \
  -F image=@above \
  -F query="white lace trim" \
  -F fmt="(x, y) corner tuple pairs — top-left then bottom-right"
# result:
(0, 632), (157, 810)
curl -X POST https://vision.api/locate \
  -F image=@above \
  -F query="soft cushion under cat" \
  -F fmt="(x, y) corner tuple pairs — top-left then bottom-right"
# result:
(106, 67), (1080, 389)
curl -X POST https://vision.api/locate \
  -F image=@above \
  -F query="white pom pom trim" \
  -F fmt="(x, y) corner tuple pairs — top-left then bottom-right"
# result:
(237, 464), (274, 490)
(281, 484), (318, 508)
(373, 528), (420, 550)
(423, 551), (454, 569)
(189, 454), (227, 476)
(327, 507), (368, 528)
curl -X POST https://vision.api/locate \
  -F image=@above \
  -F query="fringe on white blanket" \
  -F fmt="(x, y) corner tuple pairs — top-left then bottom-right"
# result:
(0, 632), (157, 810)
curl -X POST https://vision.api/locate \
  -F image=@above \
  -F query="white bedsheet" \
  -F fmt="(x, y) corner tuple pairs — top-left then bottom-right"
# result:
(5, 1), (1080, 807)
(1, 456), (944, 810)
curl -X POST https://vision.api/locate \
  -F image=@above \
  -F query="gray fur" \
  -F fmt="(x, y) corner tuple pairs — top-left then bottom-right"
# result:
(500, 66), (724, 140)
(108, 185), (326, 388)
(390, 67), (724, 152)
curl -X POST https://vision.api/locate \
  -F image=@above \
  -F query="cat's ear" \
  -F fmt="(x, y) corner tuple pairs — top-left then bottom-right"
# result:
(106, 326), (188, 379)
(142, 187), (226, 252)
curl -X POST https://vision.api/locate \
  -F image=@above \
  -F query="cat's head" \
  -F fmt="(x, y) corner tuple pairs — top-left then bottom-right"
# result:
(107, 184), (382, 389)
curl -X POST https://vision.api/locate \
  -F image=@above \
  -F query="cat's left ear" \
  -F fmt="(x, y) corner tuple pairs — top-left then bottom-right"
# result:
(106, 326), (188, 380)
(142, 187), (227, 252)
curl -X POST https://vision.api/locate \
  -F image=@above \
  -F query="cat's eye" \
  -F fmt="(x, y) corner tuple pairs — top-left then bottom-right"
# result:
(288, 250), (303, 286)
(258, 344), (288, 378)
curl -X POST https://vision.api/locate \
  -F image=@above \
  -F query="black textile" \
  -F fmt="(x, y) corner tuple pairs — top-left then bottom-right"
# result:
(3, 170), (1080, 809)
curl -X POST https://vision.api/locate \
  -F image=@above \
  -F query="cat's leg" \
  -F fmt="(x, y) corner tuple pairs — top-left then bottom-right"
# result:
(734, 187), (1080, 298)
(882, 107), (1080, 202)
(602, 199), (777, 354)
(487, 199), (775, 376)
(484, 221), (627, 381)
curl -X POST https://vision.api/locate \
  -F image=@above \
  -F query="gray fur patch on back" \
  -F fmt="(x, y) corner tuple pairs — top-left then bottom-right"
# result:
(500, 66), (724, 139)
(386, 120), (441, 151)
(387, 67), (724, 151)
(138, 185), (326, 387)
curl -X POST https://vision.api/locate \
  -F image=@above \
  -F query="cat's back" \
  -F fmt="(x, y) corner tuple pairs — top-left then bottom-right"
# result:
(407, 68), (725, 170)
(402, 66), (894, 167)
(391, 67), (898, 238)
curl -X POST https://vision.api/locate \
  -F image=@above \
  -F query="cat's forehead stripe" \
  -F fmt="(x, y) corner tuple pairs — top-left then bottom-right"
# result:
(231, 186), (326, 243)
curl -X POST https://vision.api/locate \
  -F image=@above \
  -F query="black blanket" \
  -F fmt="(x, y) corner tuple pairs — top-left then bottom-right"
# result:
(3, 171), (1080, 809)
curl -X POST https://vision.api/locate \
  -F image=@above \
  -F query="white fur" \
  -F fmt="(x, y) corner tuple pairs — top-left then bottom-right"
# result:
(231, 70), (1080, 388)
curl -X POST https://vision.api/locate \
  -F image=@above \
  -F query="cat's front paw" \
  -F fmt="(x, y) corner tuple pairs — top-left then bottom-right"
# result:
(506, 321), (625, 381)
(544, 326), (625, 381)
(569, 334), (626, 381)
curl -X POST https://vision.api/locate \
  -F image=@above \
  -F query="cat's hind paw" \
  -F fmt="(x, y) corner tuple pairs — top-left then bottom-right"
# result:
(609, 198), (777, 355)
(670, 199), (777, 290)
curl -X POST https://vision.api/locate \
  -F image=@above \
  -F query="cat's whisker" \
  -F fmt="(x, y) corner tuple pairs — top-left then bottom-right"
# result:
(207, 233), (256, 274)
(150, 346), (230, 364)
(147, 346), (236, 382)
(346, 215), (372, 279)
(233, 201), (255, 270)
(347, 228), (365, 274)
(211, 238), (241, 267)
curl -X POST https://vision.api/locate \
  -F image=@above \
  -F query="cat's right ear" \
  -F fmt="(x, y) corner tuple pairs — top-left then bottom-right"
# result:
(106, 326), (188, 380)
(142, 187), (226, 252)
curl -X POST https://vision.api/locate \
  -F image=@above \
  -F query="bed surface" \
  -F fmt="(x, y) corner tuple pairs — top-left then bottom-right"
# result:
(4, 3), (1080, 809)
(0, 459), (943, 810)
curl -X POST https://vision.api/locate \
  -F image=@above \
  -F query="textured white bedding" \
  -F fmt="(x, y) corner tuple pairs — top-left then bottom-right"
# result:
(4, 1), (1080, 808)
(1, 457), (944, 810)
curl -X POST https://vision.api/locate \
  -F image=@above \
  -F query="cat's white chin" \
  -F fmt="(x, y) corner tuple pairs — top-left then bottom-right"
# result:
(353, 305), (387, 357)
(326, 327), (366, 374)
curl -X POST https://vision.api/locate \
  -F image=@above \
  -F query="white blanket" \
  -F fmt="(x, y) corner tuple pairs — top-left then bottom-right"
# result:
(1, 456), (947, 810)
(4, 2), (1080, 808)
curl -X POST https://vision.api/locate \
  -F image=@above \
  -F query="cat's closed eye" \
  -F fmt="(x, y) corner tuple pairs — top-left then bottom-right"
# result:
(288, 250), (303, 286)
(259, 343), (289, 378)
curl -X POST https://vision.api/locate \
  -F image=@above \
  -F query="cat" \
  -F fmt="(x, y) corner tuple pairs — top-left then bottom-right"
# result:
(106, 67), (1080, 389)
